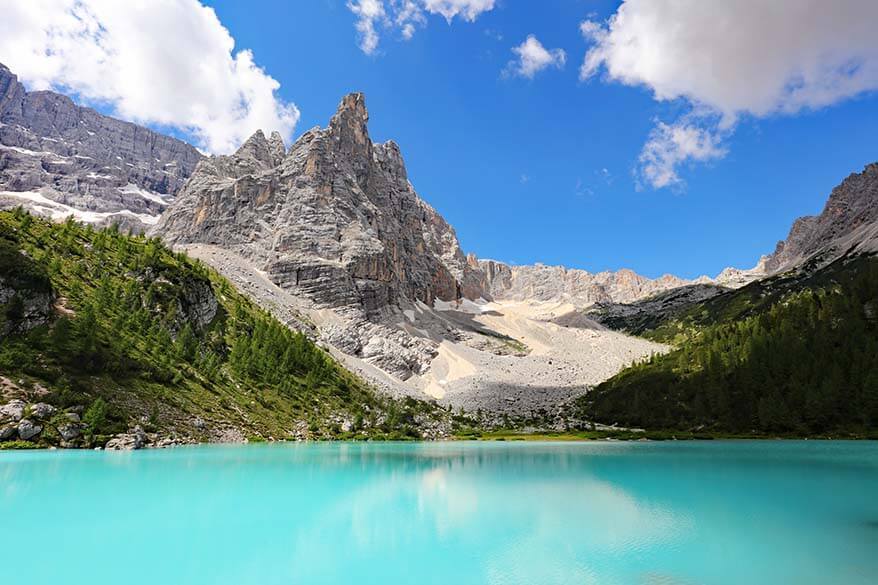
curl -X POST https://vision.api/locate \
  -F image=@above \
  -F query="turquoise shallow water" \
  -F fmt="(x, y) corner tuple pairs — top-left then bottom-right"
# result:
(2, 441), (877, 585)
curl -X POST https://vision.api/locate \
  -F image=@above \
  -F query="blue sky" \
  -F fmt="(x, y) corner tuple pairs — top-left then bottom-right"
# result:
(3, 1), (877, 279)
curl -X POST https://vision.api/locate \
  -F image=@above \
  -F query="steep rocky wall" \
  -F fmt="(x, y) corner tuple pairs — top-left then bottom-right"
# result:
(476, 259), (699, 305)
(0, 62), (202, 231)
(154, 94), (484, 379)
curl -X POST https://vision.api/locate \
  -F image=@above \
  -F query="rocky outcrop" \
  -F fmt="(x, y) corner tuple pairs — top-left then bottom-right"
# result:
(0, 396), (72, 444)
(16, 419), (41, 440)
(0, 62), (202, 231)
(0, 279), (53, 336)
(0, 243), (54, 337)
(104, 426), (148, 450)
(173, 277), (218, 332)
(154, 94), (481, 379)
(765, 163), (878, 273)
(0, 398), (25, 422)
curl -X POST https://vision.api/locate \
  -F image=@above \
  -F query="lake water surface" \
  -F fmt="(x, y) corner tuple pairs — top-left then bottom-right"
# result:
(2, 441), (877, 584)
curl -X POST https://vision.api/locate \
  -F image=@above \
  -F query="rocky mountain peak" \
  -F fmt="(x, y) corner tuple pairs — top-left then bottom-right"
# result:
(0, 63), (25, 119)
(765, 162), (878, 272)
(268, 130), (286, 162)
(153, 91), (480, 379)
(331, 92), (369, 130)
(234, 129), (284, 170)
(327, 93), (372, 177)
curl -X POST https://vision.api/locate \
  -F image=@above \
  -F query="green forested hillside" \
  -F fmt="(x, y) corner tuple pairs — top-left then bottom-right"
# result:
(0, 209), (445, 447)
(579, 256), (878, 436)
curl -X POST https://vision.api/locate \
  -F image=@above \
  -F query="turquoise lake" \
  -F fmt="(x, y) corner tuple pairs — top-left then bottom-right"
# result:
(2, 441), (877, 584)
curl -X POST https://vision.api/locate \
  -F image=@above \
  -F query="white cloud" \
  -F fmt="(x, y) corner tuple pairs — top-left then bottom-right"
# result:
(505, 35), (566, 79)
(348, 0), (387, 54)
(638, 119), (726, 189)
(0, 0), (299, 154)
(348, 0), (495, 54)
(423, 0), (494, 23)
(395, 1), (426, 40)
(580, 0), (878, 188)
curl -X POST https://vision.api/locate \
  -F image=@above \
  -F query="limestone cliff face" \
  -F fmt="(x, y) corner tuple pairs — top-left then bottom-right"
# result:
(154, 94), (480, 379)
(0, 63), (202, 231)
(156, 93), (475, 316)
(475, 260), (696, 305)
(765, 163), (878, 272)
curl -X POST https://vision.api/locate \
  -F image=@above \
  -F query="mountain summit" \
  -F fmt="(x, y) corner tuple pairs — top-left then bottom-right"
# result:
(154, 93), (485, 379)
(765, 163), (878, 272)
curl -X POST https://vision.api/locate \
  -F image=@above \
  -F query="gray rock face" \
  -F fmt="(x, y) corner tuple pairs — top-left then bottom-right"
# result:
(152, 92), (726, 382)
(0, 276), (54, 337)
(0, 62), (202, 231)
(169, 276), (218, 333)
(475, 259), (701, 305)
(105, 425), (147, 450)
(157, 96), (474, 312)
(151, 91), (778, 386)
(154, 94), (480, 379)
(765, 163), (878, 272)
(0, 423), (16, 440)
(29, 402), (55, 419)
(16, 418), (41, 440)
(58, 423), (83, 442)
(0, 399), (25, 422)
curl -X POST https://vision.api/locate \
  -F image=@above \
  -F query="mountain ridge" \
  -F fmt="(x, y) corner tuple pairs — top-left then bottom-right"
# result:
(0, 62), (202, 232)
(2, 64), (876, 424)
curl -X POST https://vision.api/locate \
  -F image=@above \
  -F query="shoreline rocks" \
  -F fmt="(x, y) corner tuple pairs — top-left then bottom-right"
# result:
(104, 425), (148, 451)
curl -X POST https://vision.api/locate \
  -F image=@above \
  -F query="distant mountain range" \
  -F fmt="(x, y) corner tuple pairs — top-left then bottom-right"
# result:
(1, 60), (877, 438)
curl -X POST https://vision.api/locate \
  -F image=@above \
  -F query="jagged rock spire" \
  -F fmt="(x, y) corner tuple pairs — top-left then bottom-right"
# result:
(268, 131), (286, 165)
(234, 129), (284, 170)
(328, 93), (372, 179)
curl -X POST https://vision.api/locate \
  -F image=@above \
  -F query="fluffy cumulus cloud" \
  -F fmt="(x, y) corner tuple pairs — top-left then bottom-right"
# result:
(504, 35), (566, 79)
(0, 0), (299, 154)
(580, 0), (878, 188)
(639, 120), (726, 189)
(348, 0), (494, 55)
